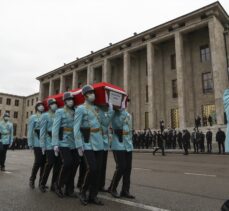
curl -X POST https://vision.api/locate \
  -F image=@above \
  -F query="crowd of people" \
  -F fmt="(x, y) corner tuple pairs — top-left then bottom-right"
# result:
(133, 127), (226, 155)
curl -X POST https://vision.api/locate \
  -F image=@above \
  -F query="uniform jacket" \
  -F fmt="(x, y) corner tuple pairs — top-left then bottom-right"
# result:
(52, 107), (75, 149)
(0, 120), (13, 145)
(28, 113), (42, 147)
(40, 111), (55, 150)
(111, 109), (133, 152)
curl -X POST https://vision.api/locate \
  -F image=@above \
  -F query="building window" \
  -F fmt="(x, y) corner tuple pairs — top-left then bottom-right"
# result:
(200, 45), (210, 62)
(27, 100), (30, 107)
(31, 111), (33, 115)
(170, 54), (176, 70)
(36, 97), (38, 102)
(13, 124), (17, 136)
(172, 79), (178, 98)
(202, 72), (213, 93)
(145, 112), (149, 129)
(146, 85), (149, 103)
(6, 98), (11, 105)
(0, 97), (2, 104)
(31, 99), (34, 106)
(15, 99), (19, 106)
(14, 112), (18, 119)
(26, 112), (29, 118)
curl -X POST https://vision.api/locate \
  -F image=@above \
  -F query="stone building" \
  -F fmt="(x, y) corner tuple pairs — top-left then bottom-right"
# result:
(0, 92), (39, 138)
(37, 2), (229, 130)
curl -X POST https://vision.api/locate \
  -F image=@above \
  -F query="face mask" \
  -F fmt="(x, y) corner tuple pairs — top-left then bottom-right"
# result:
(66, 99), (74, 108)
(4, 117), (9, 121)
(37, 105), (44, 112)
(87, 93), (95, 102)
(50, 104), (58, 112)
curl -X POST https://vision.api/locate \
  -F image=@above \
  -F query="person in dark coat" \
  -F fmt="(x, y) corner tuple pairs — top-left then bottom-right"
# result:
(206, 128), (213, 153)
(153, 131), (165, 156)
(177, 131), (183, 149)
(208, 115), (213, 126)
(182, 130), (190, 155)
(199, 131), (205, 153)
(216, 128), (226, 154)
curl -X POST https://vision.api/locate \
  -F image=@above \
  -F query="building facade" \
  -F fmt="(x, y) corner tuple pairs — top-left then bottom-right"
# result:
(37, 2), (229, 130)
(0, 92), (39, 138)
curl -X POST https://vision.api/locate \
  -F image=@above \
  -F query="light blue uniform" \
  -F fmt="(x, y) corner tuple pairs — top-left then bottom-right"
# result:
(74, 103), (105, 151)
(28, 113), (42, 148)
(111, 110), (133, 152)
(223, 88), (229, 152)
(99, 108), (114, 150)
(52, 107), (75, 149)
(0, 120), (13, 145)
(40, 111), (55, 150)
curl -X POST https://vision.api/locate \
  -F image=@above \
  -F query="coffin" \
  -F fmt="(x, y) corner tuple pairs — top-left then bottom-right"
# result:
(43, 82), (127, 110)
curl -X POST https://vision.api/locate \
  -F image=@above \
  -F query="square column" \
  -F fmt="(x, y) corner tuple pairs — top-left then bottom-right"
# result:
(103, 58), (111, 82)
(49, 79), (54, 96)
(123, 51), (130, 94)
(147, 42), (156, 128)
(60, 75), (65, 93)
(87, 65), (94, 84)
(175, 32), (186, 129)
(208, 17), (229, 125)
(39, 82), (44, 100)
(72, 70), (78, 89)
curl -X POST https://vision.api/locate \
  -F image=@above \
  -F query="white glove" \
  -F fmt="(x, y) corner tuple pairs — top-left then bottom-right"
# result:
(42, 148), (45, 155)
(54, 146), (59, 157)
(78, 147), (84, 157)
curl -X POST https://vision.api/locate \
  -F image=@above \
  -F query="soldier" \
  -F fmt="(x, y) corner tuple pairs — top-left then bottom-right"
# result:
(216, 128), (226, 154)
(0, 112), (13, 171)
(108, 102), (135, 199)
(52, 92), (80, 198)
(74, 85), (105, 206)
(28, 101), (46, 189)
(206, 128), (213, 153)
(182, 130), (190, 155)
(153, 131), (165, 156)
(39, 98), (62, 193)
(98, 104), (114, 192)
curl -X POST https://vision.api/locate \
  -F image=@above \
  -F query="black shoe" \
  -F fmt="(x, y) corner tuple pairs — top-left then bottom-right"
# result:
(88, 197), (104, 206)
(79, 192), (88, 206)
(29, 180), (35, 189)
(110, 190), (120, 198)
(99, 187), (108, 192)
(120, 191), (135, 199)
(65, 191), (78, 198)
(55, 187), (64, 198)
(39, 184), (46, 193)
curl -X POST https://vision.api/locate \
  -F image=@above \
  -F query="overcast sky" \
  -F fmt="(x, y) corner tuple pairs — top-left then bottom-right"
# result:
(0, 0), (229, 96)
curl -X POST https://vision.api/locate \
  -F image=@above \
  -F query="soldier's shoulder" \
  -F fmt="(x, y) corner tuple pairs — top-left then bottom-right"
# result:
(56, 108), (64, 114)
(76, 105), (86, 111)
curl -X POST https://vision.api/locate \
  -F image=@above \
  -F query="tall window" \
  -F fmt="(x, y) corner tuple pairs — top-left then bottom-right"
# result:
(170, 54), (176, 70)
(13, 124), (17, 136)
(200, 45), (210, 62)
(31, 99), (34, 106)
(27, 100), (30, 107)
(172, 79), (178, 98)
(6, 98), (11, 105)
(26, 112), (29, 118)
(14, 112), (18, 119)
(146, 85), (149, 103)
(0, 97), (2, 104)
(15, 99), (19, 106)
(202, 72), (213, 93)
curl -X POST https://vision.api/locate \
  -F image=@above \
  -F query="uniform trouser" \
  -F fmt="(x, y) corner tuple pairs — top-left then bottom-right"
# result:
(81, 150), (103, 199)
(193, 141), (199, 153)
(40, 150), (62, 187)
(153, 146), (165, 155)
(99, 150), (108, 189)
(0, 144), (9, 168)
(77, 156), (87, 189)
(110, 151), (132, 193)
(218, 141), (225, 154)
(207, 141), (212, 153)
(58, 148), (80, 193)
(30, 147), (46, 183)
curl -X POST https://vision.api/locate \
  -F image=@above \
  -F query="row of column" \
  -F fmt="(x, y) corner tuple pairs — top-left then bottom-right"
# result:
(39, 16), (228, 127)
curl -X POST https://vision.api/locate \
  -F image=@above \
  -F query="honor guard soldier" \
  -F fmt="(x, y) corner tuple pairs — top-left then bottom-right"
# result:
(28, 101), (46, 189)
(0, 112), (13, 171)
(98, 103), (114, 192)
(109, 103), (135, 199)
(74, 85), (105, 206)
(39, 98), (61, 192)
(52, 92), (79, 198)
